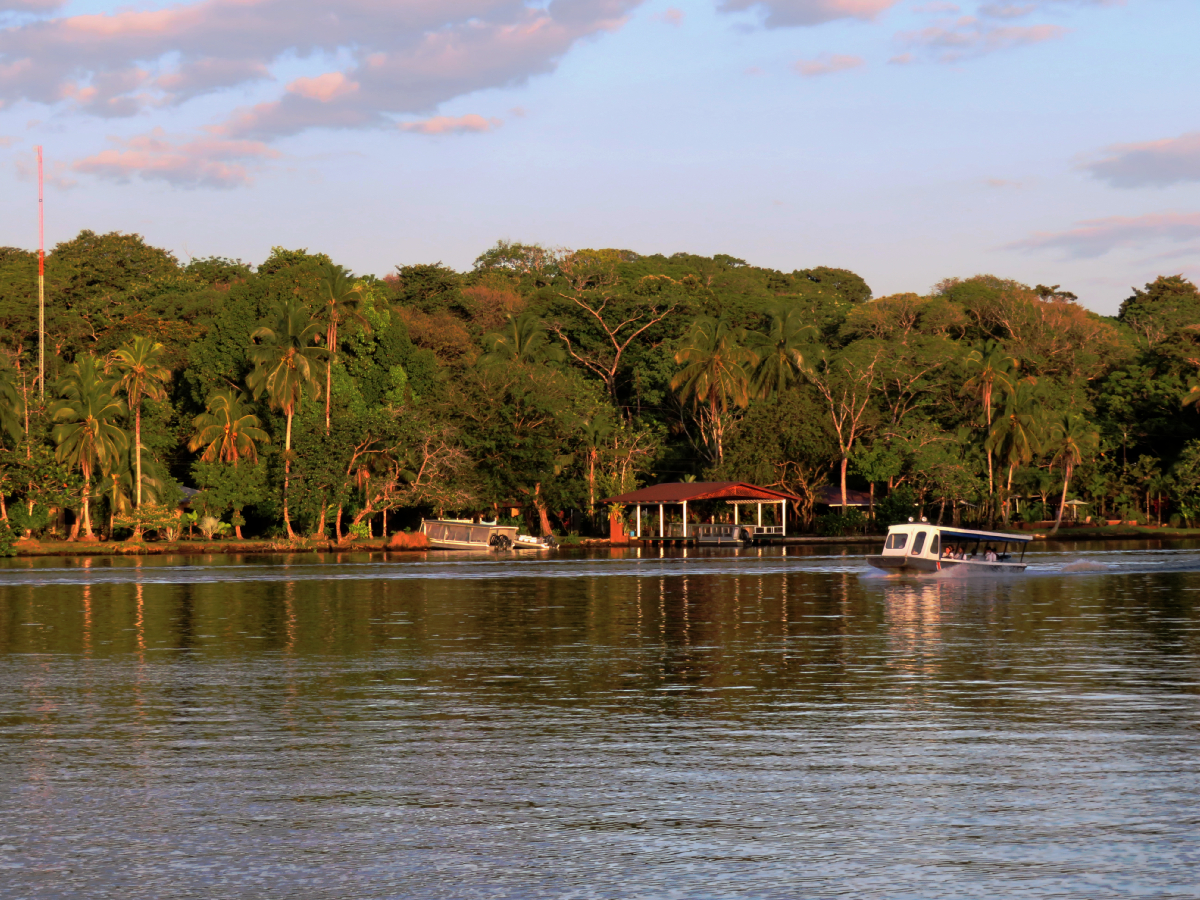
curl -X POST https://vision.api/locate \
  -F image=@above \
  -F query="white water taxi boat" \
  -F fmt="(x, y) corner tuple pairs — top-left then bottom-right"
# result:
(420, 519), (555, 551)
(866, 520), (1031, 573)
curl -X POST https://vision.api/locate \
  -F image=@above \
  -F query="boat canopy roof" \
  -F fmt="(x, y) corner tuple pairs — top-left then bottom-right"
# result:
(888, 523), (1032, 544)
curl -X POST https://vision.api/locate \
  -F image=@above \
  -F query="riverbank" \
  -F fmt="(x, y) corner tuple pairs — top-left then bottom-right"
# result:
(6, 524), (1200, 557)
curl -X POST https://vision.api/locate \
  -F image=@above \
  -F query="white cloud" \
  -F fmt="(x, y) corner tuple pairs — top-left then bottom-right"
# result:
(897, 18), (1066, 61)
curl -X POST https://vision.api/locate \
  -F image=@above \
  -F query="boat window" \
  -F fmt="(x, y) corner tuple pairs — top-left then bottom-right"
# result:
(911, 531), (927, 555)
(929, 535), (940, 557)
(886, 533), (908, 550)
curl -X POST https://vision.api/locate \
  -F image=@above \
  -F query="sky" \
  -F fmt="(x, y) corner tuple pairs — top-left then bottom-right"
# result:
(1, 0), (1198, 315)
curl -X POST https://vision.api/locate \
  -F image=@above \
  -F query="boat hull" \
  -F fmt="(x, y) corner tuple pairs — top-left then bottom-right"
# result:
(867, 555), (1027, 573)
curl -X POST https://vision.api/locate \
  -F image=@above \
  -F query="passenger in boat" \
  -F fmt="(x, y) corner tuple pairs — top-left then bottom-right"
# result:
(942, 544), (955, 559)
(984, 547), (997, 562)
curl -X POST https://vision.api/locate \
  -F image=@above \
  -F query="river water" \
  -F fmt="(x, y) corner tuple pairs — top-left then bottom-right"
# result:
(0, 542), (1197, 899)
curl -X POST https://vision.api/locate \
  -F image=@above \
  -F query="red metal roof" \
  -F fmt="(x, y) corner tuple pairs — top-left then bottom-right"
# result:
(602, 481), (802, 504)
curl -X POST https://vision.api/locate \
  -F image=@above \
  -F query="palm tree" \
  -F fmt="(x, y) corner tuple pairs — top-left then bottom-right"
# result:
(0, 366), (23, 443)
(1047, 412), (1100, 534)
(671, 318), (758, 465)
(315, 265), (368, 433)
(189, 388), (269, 464)
(986, 379), (1044, 525)
(479, 312), (565, 367)
(246, 298), (326, 539)
(110, 337), (171, 508)
(50, 356), (128, 540)
(749, 306), (810, 399)
(962, 341), (1017, 523)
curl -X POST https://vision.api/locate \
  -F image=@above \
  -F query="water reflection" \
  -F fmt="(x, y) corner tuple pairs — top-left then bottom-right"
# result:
(0, 546), (1197, 898)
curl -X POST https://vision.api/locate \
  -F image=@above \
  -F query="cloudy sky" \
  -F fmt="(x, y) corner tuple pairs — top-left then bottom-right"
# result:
(1, 0), (1196, 313)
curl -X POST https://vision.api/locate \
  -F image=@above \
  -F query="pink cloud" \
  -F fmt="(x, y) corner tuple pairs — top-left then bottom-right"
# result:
(720, 0), (899, 27)
(400, 114), (501, 135)
(793, 54), (865, 77)
(1082, 132), (1200, 189)
(287, 72), (359, 103)
(1005, 212), (1200, 259)
(659, 7), (685, 25)
(0, 1), (643, 135)
(72, 128), (280, 188)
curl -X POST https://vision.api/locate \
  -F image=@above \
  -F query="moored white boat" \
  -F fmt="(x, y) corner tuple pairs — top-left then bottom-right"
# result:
(420, 519), (554, 551)
(421, 519), (519, 550)
(866, 520), (1031, 573)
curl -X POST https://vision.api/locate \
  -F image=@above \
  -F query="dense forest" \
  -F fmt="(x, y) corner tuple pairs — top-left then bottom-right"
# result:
(2, 229), (1200, 547)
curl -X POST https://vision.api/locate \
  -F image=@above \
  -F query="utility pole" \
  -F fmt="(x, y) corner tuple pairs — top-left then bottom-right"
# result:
(36, 145), (44, 400)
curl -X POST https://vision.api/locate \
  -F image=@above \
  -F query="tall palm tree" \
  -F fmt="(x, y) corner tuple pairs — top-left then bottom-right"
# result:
(962, 340), (1017, 523)
(110, 337), (171, 507)
(189, 388), (270, 464)
(50, 356), (128, 540)
(479, 312), (565, 367)
(749, 306), (810, 399)
(1047, 412), (1100, 534)
(246, 298), (326, 539)
(986, 379), (1044, 525)
(671, 318), (758, 465)
(315, 265), (368, 434)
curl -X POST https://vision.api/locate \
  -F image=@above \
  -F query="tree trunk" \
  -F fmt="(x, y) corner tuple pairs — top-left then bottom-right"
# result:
(283, 409), (295, 539)
(840, 456), (849, 511)
(81, 470), (94, 540)
(134, 405), (142, 507)
(325, 359), (332, 435)
(986, 449), (995, 528)
(336, 505), (344, 543)
(0, 493), (6, 522)
(235, 524), (244, 539)
(534, 483), (552, 537)
(869, 482), (875, 523)
(1004, 464), (1015, 526)
(1052, 462), (1071, 534)
(937, 495), (946, 525)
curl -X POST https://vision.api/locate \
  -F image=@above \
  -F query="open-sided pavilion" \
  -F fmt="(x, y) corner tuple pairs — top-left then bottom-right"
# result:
(603, 481), (802, 543)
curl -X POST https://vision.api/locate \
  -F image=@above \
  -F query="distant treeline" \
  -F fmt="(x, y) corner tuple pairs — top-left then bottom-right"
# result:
(1, 230), (1199, 545)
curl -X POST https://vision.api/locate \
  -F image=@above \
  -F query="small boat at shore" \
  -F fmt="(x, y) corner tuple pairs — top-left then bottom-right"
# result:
(867, 520), (1031, 573)
(420, 519), (555, 551)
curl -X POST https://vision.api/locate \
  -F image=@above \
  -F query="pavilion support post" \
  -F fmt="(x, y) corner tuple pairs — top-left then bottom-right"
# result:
(757, 503), (762, 527)
(781, 501), (786, 536)
(733, 504), (739, 525)
(659, 504), (664, 540)
(636, 504), (641, 539)
(682, 501), (688, 539)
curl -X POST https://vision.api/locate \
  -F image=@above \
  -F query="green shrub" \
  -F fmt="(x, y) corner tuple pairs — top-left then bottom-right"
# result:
(348, 522), (371, 540)
(0, 520), (15, 557)
(874, 487), (918, 529)
(817, 508), (868, 537)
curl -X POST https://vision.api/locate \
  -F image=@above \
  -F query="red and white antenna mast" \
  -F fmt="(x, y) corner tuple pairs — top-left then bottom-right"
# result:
(36, 145), (44, 399)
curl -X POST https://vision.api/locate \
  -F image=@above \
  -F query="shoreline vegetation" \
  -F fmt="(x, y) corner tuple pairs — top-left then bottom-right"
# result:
(6, 526), (1200, 558)
(5, 233), (1200, 553)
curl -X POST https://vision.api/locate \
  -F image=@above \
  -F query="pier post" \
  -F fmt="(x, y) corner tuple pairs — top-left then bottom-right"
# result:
(682, 501), (688, 539)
